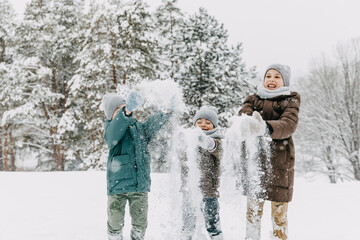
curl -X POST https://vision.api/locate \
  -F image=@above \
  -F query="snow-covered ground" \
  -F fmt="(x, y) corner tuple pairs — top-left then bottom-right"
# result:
(0, 171), (359, 240)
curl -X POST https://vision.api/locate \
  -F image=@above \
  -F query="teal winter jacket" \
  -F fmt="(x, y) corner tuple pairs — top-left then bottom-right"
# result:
(104, 107), (171, 195)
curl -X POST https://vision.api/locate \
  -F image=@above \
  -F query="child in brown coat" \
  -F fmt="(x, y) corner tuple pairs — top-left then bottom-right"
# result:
(238, 64), (301, 240)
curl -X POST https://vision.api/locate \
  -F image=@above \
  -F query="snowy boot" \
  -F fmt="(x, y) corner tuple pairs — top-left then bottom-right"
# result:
(245, 198), (265, 240)
(271, 202), (288, 240)
(130, 226), (146, 240)
(108, 232), (123, 240)
(202, 198), (223, 239)
(210, 233), (224, 240)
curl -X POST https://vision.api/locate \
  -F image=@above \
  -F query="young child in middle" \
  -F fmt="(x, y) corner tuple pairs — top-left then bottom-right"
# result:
(180, 106), (224, 240)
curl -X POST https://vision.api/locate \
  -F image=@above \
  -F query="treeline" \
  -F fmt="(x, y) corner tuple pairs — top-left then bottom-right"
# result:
(0, 0), (256, 171)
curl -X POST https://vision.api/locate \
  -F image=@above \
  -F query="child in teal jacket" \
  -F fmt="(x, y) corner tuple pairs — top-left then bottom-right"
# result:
(103, 92), (172, 240)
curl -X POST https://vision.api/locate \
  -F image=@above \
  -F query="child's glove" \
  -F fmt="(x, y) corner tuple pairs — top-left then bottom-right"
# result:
(249, 111), (267, 136)
(126, 91), (144, 112)
(197, 129), (215, 150)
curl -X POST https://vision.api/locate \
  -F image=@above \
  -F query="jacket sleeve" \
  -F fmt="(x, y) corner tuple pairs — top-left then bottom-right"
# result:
(238, 95), (255, 116)
(142, 111), (172, 143)
(266, 93), (301, 140)
(104, 108), (132, 149)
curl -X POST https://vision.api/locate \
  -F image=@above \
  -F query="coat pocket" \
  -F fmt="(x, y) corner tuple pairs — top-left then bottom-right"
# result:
(111, 155), (134, 180)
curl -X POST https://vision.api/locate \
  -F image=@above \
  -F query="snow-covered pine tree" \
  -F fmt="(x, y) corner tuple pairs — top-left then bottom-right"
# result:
(0, 0), (18, 171)
(9, 0), (55, 171)
(219, 43), (257, 123)
(6, 0), (83, 170)
(67, 0), (158, 169)
(116, 0), (161, 115)
(66, 0), (120, 170)
(147, 0), (184, 172)
(116, 0), (158, 86)
(175, 8), (255, 126)
(47, 0), (84, 170)
(0, 0), (16, 63)
(153, 0), (184, 80)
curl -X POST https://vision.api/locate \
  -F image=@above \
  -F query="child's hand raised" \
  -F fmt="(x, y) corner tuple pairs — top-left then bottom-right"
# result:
(195, 128), (215, 150)
(249, 111), (267, 136)
(126, 91), (144, 112)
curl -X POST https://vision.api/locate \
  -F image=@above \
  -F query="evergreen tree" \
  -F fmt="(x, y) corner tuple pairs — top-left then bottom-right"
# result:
(0, 1), (256, 171)
(0, 0), (16, 63)
(5, 0), (83, 170)
(50, 0), (86, 170)
(175, 8), (255, 126)
(132, 0), (185, 172)
(68, 0), (158, 169)
(0, 0), (18, 170)
(116, 0), (158, 85)
(67, 1), (117, 169)
(154, 0), (183, 80)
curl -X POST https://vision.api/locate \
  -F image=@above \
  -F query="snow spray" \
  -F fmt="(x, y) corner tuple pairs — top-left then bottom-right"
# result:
(136, 79), (186, 114)
(168, 126), (211, 239)
(223, 114), (272, 199)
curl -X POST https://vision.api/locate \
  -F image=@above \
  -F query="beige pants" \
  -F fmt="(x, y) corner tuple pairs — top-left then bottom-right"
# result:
(246, 198), (288, 240)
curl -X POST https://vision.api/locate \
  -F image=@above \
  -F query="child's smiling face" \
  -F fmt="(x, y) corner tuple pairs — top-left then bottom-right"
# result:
(264, 69), (284, 90)
(195, 118), (214, 130)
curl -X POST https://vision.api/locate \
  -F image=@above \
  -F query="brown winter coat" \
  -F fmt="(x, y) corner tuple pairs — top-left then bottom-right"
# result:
(238, 92), (300, 202)
(181, 138), (222, 198)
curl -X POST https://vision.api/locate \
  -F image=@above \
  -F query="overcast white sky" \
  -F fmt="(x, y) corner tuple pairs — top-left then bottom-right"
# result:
(10, 0), (360, 81)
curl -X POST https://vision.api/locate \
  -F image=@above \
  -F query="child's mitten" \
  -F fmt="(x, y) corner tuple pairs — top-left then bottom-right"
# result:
(126, 91), (144, 112)
(249, 111), (267, 136)
(197, 130), (215, 150)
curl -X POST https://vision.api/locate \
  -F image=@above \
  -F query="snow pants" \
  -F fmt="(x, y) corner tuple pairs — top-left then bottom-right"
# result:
(107, 192), (148, 240)
(181, 192), (223, 240)
(246, 197), (288, 240)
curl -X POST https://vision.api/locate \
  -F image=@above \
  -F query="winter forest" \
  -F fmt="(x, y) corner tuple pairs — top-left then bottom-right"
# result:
(1, 0), (359, 183)
(1, 0), (360, 239)
(0, 0), (257, 171)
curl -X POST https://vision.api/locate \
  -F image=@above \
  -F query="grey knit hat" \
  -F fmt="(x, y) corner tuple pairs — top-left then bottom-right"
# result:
(264, 63), (291, 87)
(102, 93), (126, 120)
(193, 106), (218, 128)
